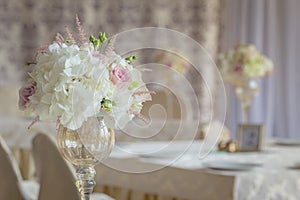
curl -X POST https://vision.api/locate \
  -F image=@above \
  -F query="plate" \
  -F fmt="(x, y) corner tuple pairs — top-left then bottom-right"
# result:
(202, 161), (262, 171)
(274, 138), (300, 146)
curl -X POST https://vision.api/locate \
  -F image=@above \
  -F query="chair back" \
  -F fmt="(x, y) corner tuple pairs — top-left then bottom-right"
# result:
(32, 133), (80, 200)
(0, 136), (28, 200)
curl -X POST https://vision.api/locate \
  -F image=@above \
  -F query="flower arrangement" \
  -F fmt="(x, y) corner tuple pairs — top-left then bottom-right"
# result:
(18, 15), (152, 130)
(218, 43), (273, 85)
(155, 51), (188, 74)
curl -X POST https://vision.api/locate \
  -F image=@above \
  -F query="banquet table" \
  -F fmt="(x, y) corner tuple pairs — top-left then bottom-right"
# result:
(94, 140), (300, 200)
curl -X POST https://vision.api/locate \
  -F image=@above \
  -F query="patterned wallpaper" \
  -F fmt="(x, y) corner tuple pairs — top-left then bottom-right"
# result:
(0, 0), (221, 123)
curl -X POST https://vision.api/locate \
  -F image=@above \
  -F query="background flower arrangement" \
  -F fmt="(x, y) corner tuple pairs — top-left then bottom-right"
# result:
(18, 16), (152, 131)
(151, 51), (189, 90)
(155, 51), (188, 75)
(218, 43), (273, 85)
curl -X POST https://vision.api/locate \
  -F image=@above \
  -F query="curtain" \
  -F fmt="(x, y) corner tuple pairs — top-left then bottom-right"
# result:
(221, 0), (300, 138)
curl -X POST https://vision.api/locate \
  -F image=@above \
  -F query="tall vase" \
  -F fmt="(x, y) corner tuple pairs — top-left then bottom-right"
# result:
(57, 117), (115, 200)
(234, 79), (259, 123)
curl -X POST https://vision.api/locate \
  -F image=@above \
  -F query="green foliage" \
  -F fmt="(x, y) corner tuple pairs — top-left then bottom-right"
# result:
(125, 56), (138, 64)
(101, 98), (113, 113)
(89, 32), (109, 50)
(99, 32), (107, 43)
(25, 61), (37, 66)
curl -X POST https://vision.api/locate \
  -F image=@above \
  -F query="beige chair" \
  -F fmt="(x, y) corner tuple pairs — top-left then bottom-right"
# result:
(32, 133), (114, 200)
(0, 136), (39, 200)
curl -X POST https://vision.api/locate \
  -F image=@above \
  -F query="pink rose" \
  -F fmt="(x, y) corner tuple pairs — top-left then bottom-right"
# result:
(110, 64), (131, 85)
(234, 64), (242, 73)
(18, 81), (37, 110)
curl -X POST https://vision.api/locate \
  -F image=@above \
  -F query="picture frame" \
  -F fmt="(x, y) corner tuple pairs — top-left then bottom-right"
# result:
(237, 124), (264, 152)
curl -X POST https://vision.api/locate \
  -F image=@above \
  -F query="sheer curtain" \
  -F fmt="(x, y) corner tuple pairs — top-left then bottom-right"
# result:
(221, 0), (300, 139)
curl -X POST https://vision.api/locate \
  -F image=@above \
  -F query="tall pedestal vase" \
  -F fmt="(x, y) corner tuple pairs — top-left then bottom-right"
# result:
(57, 117), (115, 200)
(234, 79), (259, 122)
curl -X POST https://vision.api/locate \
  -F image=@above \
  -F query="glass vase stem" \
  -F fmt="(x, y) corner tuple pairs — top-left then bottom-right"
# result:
(241, 102), (250, 123)
(234, 79), (259, 123)
(76, 166), (96, 200)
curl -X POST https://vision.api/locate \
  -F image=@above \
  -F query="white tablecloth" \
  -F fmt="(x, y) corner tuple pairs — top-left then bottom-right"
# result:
(96, 140), (300, 200)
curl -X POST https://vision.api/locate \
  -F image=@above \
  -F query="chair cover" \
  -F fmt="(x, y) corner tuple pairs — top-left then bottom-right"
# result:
(32, 133), (114, 200)
(0, 136), (39, 200)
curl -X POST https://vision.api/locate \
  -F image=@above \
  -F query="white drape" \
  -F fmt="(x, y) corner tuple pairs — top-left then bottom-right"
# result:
(221, 0), (300, 138)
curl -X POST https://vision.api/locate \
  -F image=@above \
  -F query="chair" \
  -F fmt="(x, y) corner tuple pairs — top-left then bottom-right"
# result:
(0, 136), (39, 200)
(32, 133), (114, 200)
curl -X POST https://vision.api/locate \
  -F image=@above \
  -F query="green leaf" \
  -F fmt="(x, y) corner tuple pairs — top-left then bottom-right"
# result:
(99, 32), (107, 43)
(94, 39), (100, 49)
(101, 98), (113, 113)
(25, 62), (37, 66)
(89, 35), (96, 42)
(125, 55), (138, 64)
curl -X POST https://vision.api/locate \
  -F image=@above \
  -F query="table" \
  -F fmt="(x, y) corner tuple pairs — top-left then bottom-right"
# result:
(95, 141), (300, 200)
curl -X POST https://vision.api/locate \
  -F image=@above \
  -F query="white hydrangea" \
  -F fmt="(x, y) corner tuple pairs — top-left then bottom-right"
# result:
(28, 43), (111, 130)
(22, 41), (151, 130)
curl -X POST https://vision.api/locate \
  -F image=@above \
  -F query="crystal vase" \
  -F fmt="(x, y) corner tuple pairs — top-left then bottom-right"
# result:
(234, 79), (259, 122)
(57, 117), (115, 200)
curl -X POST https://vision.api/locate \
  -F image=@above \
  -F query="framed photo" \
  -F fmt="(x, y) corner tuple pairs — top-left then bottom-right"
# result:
(237, 124), (264, 152)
